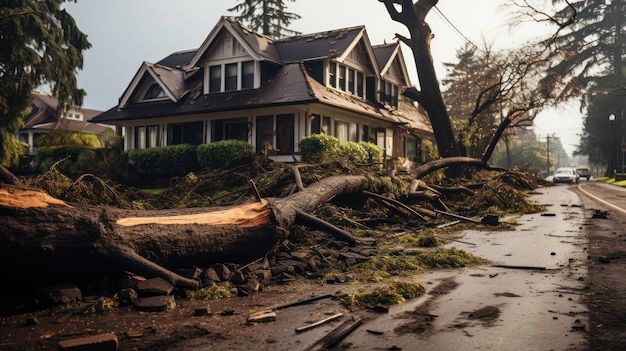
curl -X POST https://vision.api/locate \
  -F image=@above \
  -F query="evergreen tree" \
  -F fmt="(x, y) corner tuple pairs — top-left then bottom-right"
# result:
(228, 0), (301, 38)
(0, 0), (90, 167)
(533, 1), (626, 173)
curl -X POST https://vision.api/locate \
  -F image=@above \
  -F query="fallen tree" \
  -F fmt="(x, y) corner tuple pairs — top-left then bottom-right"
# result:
(0, 173), (379, 290)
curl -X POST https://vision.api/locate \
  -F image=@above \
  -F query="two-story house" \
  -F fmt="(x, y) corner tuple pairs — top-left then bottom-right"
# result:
(90, 17), (433, 166)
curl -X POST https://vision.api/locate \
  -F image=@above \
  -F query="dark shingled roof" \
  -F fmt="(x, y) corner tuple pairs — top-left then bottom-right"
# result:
(372, 43), (397, 72)
(156, 49), (196, 68)
(92, 64), (317, 123)
(274, 26), (364, 63)
(227, 18), (282, 64)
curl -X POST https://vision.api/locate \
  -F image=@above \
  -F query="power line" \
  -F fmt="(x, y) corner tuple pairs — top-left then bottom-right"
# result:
(432, 5), (481, 52)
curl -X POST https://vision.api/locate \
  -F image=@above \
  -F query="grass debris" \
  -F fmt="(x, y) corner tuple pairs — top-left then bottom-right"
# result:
(62, 297), (118, 315)
(186, 284), (234, 300)
(336, 281), (425, 309)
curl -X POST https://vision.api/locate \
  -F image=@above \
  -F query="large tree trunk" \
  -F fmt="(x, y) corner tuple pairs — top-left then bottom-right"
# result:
(0, 175), (375, 289)
(381, 0), (462, 159)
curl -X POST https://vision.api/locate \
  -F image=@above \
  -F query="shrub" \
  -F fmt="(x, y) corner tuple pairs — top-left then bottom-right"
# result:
(196, 140), (253, 170)
(127, 144), (197, 177)
(300, 134), (383, 164)
(37, 145), (129, 180)
(337, 142), (369, 163)
(337, 141), (383, 164)
(299, 134), (340, 162)
(359, 142), (384, 163)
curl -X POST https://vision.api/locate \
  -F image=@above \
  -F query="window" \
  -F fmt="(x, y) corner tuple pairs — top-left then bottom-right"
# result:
(255, 114), (294, 154)
(335, 121), (348, 144)
(144, 83), (166, 100)
(348, 69), (355, 94)
(63, 111), (83, 120)
(382, 80), (399, 108)
(338, 66), (346, 91)
(209, 65), (221, 93)
(135, 126), (146, 149)
(225, 63), (238, 91)
(147, 125), (159, 147)
(242, 61), (254, 89)
(167, 121), (204, 145)
(322, 116), (331, 135)
(391, 84), (399, 108)
(334, 121), (357, 143)
(276, 114), (294, 154)
(310, 114), (321, 135)
(213, 118), (249, 141)
(209, 61), (255, 93)
(376, 128), (385, 149)
(406, 137), (422, 163)
(135, 125), (160, 149)
(256, 115), (273, 152)
(329, 62), (337, 88)
(328, 62), (363, 98)
(361, 125), (370, 143)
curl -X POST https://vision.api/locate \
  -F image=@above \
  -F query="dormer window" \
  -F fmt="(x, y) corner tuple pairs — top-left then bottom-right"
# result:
(63, 111), (83, 121)
(207, 60), (256, 93)
(381, 80), (399, 108)
(326, 61), (365, 99)
(144, 83), (166, 100)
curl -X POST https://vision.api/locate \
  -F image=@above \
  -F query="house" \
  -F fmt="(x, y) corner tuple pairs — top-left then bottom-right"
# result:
(17, 92), (113, 155)
(90, 17), (433, 166)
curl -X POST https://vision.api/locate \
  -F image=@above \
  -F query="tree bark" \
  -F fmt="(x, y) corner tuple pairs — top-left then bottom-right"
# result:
(381, 0), (462, 159)
(412, 156), (492, 178)
(0, 175), (375, 289)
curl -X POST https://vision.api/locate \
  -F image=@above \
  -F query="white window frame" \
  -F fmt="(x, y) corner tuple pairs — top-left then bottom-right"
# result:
(326, 61), (365, 99)
(205, 60), (257, 94)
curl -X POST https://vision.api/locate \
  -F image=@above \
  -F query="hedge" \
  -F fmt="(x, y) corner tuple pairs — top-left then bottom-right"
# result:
(196, 139), (254, 170)
(127, 144), (197, 177)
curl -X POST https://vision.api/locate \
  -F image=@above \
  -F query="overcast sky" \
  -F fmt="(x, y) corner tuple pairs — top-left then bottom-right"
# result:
(62, 0), (582, 157)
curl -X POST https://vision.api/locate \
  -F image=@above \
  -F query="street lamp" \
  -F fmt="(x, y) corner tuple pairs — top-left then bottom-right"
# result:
(609, 113), (616, 178)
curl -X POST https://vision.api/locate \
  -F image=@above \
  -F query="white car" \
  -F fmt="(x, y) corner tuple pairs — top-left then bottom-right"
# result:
(553, 167), (579, 184)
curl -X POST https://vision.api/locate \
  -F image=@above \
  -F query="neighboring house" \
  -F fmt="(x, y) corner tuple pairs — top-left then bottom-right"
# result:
(17, 92), (113, 155)
(90, 17), (433, 166)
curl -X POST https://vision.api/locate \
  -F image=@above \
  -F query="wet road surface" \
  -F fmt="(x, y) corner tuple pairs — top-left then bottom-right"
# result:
(171, 184), (591, 351)
(343, 184), (588, 351)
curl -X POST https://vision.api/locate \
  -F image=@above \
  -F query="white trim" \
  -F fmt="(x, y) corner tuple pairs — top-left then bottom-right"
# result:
(185, 17), (266, 70)
(118, 63), (177, 108)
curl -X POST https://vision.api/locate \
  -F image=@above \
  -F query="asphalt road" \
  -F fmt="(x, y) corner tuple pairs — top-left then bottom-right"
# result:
(578, 181), (626, 215)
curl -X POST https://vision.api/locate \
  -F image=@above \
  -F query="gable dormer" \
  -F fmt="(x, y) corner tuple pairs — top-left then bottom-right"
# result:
(373, 43), (411, 109)
(184, 17), (281, 95)
(203, 30), (259, 93)
(118, 62), (183, 108)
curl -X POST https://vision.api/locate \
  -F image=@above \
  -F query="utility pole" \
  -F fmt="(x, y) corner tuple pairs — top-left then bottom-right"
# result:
(547, 135), (551, 176)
